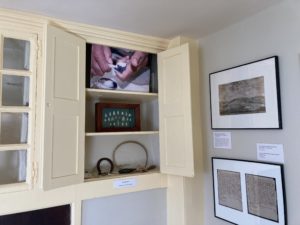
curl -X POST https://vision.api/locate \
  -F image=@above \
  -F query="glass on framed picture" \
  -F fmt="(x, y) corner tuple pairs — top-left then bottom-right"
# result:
(95, 102), (140, 132)
(212, 157), (286, 225)
(209, 56), (281, 129)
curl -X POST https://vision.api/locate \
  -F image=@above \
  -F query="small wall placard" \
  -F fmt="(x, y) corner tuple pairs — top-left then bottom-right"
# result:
(113, 178), (137, 189)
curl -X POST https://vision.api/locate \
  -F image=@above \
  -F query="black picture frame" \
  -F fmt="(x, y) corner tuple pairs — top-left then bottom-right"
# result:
(212, 157), (287, 225)
(209, 56), (282, 129)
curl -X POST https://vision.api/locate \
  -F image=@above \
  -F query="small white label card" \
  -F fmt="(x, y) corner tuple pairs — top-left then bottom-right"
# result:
(213, 132), (232, 149)
(257, 143), (284, 163)
(113, 178), (137, 189)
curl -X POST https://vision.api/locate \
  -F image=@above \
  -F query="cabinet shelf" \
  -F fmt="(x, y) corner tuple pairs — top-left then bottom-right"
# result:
(0, 106), (31, 113)
(85, 131), (159, 137)
(86, 88), (158, 102)
(79, 171), (167, 200)
(0, 144), (30, 151)
(84, 169), (161, 182)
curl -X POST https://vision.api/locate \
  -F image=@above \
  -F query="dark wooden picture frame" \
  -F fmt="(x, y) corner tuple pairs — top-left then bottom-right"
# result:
(95, 103), (141, 132)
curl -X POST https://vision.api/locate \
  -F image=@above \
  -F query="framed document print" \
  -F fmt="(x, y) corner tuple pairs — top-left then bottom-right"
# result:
(212, 158), (286, 225)
(209, 56), (282, 129)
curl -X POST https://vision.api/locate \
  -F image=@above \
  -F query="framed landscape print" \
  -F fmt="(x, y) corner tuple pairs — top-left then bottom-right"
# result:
(209, 56), (282, 129)
(212, 158), (286, 225)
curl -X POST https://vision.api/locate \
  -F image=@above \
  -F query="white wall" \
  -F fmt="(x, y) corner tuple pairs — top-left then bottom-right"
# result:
(198, 1), (300, 224)
(82, 189), (166, 225)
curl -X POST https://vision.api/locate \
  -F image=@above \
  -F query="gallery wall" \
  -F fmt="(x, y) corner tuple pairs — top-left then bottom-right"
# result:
(198, 1), (300, 224)
(82, 189), (166, 225)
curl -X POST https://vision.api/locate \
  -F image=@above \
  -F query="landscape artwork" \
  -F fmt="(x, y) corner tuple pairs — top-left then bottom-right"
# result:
(218, 76), (266, 116)
(210, 56), (281, 129)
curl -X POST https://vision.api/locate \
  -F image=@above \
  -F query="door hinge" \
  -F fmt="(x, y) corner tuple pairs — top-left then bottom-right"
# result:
(31, 161), (38, 185)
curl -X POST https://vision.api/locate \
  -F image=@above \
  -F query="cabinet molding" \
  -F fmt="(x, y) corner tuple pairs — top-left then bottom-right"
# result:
(0, 8), (169, 53)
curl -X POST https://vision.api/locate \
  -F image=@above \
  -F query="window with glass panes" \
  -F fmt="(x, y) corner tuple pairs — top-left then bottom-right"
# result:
(0, 32), (37, 190)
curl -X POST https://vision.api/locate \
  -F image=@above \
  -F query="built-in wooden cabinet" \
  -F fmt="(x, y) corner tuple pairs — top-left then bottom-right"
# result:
(0, 9), (202, 225)
(41, 24), (197, 191)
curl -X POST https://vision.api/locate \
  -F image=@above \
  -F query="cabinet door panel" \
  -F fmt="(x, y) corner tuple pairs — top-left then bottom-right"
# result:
(43, 24), (85, 190)
(164, 117), (185, 167)
(54, 39), (80, 100)
(158, 43), (194, 177)
(52, 114), (79, 178)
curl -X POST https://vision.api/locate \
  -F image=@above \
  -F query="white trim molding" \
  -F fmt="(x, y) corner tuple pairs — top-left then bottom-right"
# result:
(0, 8), (169, 53)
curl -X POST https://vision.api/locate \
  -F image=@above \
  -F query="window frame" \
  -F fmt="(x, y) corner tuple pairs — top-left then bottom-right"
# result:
(0, 30), (37, 193)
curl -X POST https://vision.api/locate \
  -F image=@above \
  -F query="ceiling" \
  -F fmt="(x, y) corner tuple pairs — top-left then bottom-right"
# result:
(0, 0), (282, 39)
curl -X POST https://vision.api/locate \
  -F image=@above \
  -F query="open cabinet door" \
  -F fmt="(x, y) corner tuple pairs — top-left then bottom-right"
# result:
(42, 24), (85, 190)
(158, 43), (195, 177)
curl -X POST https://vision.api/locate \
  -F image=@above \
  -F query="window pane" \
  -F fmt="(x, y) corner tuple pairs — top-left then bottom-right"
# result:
(2, 75), (29, 106)
(0, 112), (28, 144)
(0, 205), (70, 225)
(3, 38), (30, 71)
(0, 150), (27, 185)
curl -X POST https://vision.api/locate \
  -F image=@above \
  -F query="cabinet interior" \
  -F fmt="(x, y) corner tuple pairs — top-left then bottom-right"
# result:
(84, 41), (161, 181)
(85, 91), (160, 181)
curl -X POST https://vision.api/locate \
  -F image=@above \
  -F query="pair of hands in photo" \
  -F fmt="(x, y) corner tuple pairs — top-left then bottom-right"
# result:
(90, 45), (148, 81)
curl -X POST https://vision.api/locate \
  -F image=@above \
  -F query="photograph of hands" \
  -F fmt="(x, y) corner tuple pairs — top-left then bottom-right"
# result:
(89, 43), (153, 93)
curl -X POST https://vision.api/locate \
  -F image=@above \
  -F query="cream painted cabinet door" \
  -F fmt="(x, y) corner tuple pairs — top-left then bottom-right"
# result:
(42, 24), (85, 190)
(158, 43), (195, 177)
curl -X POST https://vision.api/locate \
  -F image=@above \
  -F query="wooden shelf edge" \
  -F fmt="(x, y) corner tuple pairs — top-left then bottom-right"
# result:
(0, 144), (30, 151)
(78, 172), (167, 200)
(84, 169), (159, 182)
(85, 131), (159, 136)
(0, 183), (29, 195)
(86, 88), (158, 102)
